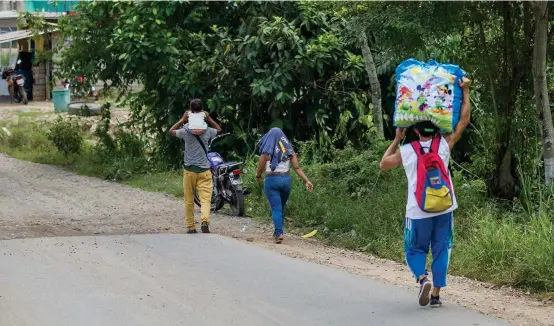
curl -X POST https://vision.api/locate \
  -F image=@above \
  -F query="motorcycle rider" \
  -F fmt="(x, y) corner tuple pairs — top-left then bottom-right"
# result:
(170, 98), (222, 234)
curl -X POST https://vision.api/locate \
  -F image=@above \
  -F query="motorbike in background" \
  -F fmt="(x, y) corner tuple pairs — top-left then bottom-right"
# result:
(2, 69), (28, 105)
(194, 133), (248, 216)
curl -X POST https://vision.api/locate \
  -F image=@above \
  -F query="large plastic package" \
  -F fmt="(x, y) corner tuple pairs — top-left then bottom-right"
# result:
(393, 59), (467, 133)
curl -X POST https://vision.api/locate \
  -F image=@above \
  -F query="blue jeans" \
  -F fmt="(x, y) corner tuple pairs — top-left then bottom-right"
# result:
(264, 175), (292, 236)
(404, 212), (454, 287)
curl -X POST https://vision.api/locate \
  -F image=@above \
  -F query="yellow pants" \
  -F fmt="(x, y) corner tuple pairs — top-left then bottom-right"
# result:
(183, 169), (213, 229)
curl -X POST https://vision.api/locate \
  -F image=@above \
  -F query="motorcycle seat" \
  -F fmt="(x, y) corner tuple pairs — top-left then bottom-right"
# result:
(215, 162), (241, 173)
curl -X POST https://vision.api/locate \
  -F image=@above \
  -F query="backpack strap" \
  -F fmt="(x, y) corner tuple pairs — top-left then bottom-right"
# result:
(430, 135), (441, 153)
(411, 140), (425, 157)
(194, 134), (208, 156)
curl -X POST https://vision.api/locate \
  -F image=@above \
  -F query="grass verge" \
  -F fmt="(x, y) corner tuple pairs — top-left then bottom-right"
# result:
(1, 120), (554, 295)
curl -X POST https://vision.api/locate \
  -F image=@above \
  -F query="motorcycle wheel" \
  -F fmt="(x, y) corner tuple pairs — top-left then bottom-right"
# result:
(9, 87), (21, 103)
(194, 189), (224, 212)
(228, 184), (245, 217)
(19, 86), (28, 104)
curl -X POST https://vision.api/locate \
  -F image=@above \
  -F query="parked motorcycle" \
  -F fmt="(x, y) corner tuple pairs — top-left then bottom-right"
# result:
(2, 69), (28, 104)
(194, 133), (248, 216)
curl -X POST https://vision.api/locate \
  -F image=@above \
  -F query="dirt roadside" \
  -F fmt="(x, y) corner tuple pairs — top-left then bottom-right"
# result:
(0, 153), (553, 326)
(0, 101), (130, 136)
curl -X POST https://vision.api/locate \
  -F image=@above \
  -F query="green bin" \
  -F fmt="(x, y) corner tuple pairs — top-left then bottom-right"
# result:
(52, 89), (70, 112)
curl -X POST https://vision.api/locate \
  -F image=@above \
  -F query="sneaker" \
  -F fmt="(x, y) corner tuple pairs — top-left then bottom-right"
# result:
(430, 295), (442, 308)
(187, 229), (198, 234)
(418, 277), (432, 306)
(201, 221), (210, 234)
(274, 234), (284, 244)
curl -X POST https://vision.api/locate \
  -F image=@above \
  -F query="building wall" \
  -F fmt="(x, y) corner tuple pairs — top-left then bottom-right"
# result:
(0, 1), (24, 12)
(26, 0), (78, 13)
(0, 1), (80, 99)
(0, 20), (17, 29)
(0, 21), (18, 66)
(1, 0), (78, 13)
(0, 17), (17, 96)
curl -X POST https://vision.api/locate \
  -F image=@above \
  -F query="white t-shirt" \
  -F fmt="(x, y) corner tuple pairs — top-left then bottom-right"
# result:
(188, 112), (207, 130)
(266, 160), (290, 173)
(399, 137), (458, 219)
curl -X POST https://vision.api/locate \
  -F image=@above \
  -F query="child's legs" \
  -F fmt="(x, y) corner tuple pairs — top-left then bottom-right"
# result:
(430, 212), (454, 288)
(264, 176), (284, 236)
(404, 217), (433, 281)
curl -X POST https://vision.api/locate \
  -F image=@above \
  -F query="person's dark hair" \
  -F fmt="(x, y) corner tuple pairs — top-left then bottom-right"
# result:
(189, 98), (203, 113)
(414, 121), (439, 137)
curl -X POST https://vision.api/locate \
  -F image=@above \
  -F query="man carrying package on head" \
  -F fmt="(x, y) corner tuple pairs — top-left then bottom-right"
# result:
(393, 59), (467, 133)
(380, 70), (471, 308)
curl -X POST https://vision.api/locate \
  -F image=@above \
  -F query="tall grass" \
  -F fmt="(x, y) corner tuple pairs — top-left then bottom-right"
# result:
(0, 120), (148, 181)
(243, 141), (554, 293)
(2, 121), (554, 293)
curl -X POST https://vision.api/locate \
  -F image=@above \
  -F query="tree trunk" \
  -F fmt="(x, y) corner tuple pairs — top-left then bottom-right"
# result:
(358, 30), (384, 139)
(488, 2), (518, 199)
(531, 2), (554, 184)
(488, 2), (534, 199)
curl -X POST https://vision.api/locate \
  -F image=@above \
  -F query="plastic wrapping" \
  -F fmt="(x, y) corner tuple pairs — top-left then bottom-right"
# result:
(393, 59), (467, 132)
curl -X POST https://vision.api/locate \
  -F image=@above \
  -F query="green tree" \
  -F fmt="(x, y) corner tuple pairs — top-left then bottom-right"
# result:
(531, 1), (554, 184)
(56, 1), (377, 166)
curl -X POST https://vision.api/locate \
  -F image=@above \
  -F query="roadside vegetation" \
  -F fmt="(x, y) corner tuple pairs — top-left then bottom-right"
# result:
(2, 116), (554, 294)
(4, 1), (554, 294)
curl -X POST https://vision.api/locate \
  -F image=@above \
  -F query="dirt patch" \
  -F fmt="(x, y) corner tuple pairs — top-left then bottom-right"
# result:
(0, 101), (130, 136)
(0, 153), (553, 326)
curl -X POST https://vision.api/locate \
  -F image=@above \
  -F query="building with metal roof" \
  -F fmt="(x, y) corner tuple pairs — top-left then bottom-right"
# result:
(0, 0), (79, 99)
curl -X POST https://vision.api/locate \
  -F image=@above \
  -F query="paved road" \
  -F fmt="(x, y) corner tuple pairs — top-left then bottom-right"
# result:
(0, 234), (508, 326)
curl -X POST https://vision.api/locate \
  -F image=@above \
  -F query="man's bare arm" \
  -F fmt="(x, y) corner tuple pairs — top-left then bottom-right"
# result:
(445, 77), (471, 150)
(379, 128), (406, 171)
(169, 115), (187, 137)
(380, 143), (403, 171)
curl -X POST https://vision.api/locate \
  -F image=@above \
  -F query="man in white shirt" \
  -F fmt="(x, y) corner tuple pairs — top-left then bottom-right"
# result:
(379, 77), (470, 308)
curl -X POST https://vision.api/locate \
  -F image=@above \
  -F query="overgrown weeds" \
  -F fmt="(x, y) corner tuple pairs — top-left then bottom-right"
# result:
(2, 120), (554, 294)
(0, 117), (149, 182)
(242, 140), (554, 293)
(47, 117), (83, 156)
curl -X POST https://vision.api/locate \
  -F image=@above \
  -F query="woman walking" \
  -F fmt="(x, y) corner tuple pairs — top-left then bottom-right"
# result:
(256, 128), (313, 243)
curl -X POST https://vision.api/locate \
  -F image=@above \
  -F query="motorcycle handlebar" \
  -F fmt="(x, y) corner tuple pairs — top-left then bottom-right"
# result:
(211, 132), (230, 141)
(208, 132), (230, 148)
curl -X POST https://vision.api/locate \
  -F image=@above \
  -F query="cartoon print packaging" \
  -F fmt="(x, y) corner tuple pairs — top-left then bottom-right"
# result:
(393, 59), (467, 133)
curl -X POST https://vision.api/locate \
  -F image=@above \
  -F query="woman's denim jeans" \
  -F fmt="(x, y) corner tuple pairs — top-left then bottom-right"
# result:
(264, 175), (292, 236)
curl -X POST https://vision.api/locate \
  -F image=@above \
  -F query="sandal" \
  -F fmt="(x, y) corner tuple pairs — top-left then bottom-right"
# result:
(274, 234), (284, 244)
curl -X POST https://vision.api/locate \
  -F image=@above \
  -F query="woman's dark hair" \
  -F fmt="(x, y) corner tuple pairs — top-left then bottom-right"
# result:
(189, 98), (203, 112)
(403, 126), (419, 143)
(414, 121), (439, 137)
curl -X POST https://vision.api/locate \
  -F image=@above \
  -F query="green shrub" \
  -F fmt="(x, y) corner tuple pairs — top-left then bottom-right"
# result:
(92, 125), (149, 181)
(4, 120), (554, 293)
(47, 118), (83, 156)
(454, 207), (554, 291)
(5, 129), (28, 149)
(244, 142), (554, 292)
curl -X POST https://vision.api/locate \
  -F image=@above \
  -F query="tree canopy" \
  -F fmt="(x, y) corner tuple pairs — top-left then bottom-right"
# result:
(49, 0), (554, 191)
